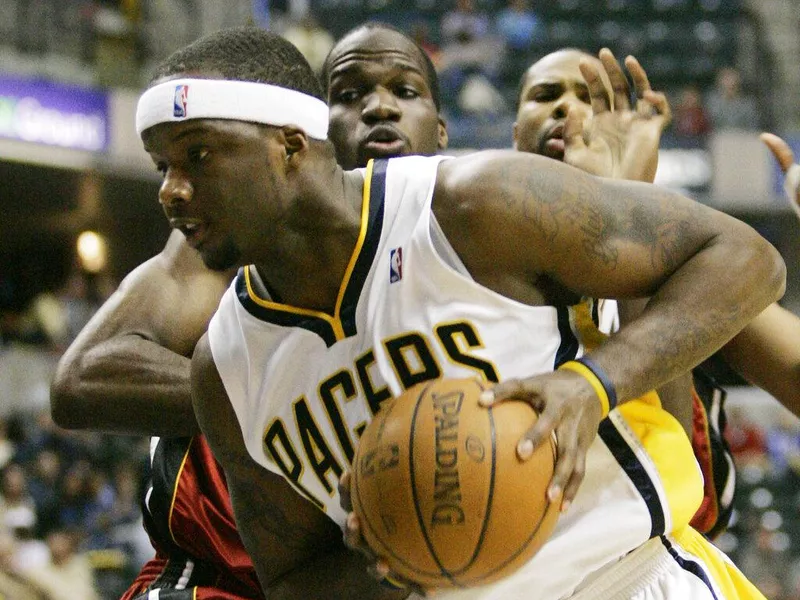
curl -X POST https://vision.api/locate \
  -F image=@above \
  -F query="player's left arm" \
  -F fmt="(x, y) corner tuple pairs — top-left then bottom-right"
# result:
(436, 149), (785, 399)
(191, 333), (404, 599)
(434, 148), (785, 506)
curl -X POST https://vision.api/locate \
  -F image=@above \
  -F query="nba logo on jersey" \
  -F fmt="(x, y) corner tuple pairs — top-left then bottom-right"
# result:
(173, 85), (189, 118)
(389, 247), (403, 283)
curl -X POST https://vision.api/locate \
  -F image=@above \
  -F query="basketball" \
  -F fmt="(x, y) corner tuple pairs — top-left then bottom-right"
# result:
(351, 377), (559, 589)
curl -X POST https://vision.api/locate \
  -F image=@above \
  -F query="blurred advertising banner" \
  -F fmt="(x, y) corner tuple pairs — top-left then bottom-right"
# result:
(0, 76), (109, 152)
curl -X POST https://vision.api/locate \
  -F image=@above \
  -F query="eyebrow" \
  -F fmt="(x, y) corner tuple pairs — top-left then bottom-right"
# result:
(329, 59), (425, 82)
(171, 125), (214, 142)
(525, 80), (589, 96)
(524, 81), (562, 96)
(143, 123), (218, 152)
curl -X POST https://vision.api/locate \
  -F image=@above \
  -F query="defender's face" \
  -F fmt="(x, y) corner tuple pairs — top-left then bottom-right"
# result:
(325, 28), (446, 169)
(142, 118), (283, 271)
(514, 51), (602, 160)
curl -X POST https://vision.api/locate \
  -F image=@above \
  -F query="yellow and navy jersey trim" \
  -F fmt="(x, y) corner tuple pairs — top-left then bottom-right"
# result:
(554, 304), (580, 368)
(663, 527), (767, 600)
(599, 397), (704, 540)
(235, 159), (387, 347)
(599, 416), (665, 538)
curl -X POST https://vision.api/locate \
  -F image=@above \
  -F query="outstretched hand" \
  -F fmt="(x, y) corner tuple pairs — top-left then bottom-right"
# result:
(479, 369), (603, 511)
(761, 132), (800, 217)
(564, 48), (671, 183)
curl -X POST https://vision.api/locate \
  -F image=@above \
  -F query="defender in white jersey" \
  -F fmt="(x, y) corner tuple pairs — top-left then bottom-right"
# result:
(137, 28), (784, 599)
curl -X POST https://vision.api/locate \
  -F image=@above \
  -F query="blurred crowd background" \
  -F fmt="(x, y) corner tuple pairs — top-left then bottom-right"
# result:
(1, 0), (800, 598)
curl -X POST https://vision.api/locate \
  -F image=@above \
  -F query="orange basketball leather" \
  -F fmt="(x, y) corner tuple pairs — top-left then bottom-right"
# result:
(352, 377), (559, 589)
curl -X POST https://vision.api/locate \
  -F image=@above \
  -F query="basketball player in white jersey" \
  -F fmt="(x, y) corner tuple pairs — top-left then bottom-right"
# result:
(51, 22), (455, 599)
(136, 25), (783, 599)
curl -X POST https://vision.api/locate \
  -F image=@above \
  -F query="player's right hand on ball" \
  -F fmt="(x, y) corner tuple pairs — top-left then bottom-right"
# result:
(339, 471), (432, 597)
(479, 370), (603, 512)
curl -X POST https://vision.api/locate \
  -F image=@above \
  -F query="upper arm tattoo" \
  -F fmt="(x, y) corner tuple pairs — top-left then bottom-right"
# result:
(495, 159), (570, 244)
(510, 166), (709, 276)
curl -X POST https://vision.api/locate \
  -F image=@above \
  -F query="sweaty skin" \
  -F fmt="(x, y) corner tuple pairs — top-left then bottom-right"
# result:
(325, 27), (448, 170)
(163, 46), (784, 590)
(50, 24), (448, 600)
(515, 48), (800, 421)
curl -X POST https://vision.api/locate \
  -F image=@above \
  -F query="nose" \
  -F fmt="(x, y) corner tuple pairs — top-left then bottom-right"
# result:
(552, 91), (590, 120)
(158, 168), (193, 207)
(362, 87), (401, 123)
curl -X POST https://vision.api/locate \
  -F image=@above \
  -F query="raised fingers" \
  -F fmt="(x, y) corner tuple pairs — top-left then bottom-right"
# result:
(579, 57), (612, 116)
(643, 90), (672, 126)
(598, 47), (631, 112)
(624, 54), (651, 101)
(563, 106), (588, 151)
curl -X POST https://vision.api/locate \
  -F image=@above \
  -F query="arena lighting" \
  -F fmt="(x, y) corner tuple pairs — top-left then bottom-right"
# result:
(76, 230), (107, 273)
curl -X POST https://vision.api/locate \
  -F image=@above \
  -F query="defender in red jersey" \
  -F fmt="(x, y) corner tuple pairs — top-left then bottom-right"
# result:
(121, 436), (260, 599)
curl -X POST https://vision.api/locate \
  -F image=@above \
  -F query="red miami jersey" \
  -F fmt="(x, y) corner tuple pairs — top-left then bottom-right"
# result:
(121, 435), (263, 600)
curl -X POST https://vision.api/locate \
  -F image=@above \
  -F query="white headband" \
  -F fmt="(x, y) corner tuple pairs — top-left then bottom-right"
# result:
(135, 78), (329, 139)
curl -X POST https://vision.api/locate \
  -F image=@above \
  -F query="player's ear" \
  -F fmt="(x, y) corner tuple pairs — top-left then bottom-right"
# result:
(281, 126), (309, 168)
(438, 118), (449, 151)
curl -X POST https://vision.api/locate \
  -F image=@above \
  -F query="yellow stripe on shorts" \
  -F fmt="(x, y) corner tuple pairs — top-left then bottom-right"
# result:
(669, 526), (767, 600)
(616, 393), (703, 532)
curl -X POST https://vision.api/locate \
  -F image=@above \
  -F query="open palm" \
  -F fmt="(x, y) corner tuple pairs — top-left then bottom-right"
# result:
(564, 49), (671, 184)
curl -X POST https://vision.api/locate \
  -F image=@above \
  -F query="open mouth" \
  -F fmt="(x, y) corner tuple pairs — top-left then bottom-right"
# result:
(542, 123), (565, 158)
(361, 126), (408, 157)
(169, 217), (208, 248)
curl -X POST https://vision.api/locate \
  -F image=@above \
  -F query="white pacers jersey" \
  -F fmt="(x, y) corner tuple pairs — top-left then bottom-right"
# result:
(209, 156), (704, 600)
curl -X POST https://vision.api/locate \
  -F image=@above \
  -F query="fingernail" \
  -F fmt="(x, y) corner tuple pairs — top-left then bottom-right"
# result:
(517, 439), (534, 460)
(479, 390), (495, 406)
(561, 499), (571, 513)
(376, 561), (389, 577)
(347, 513), (359, 531)
(547, 485), (562, 503)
